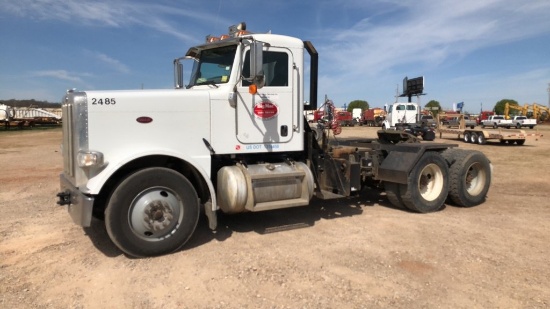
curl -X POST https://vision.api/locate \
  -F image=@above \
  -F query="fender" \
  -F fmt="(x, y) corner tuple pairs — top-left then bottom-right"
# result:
(86, 149), (218, 214)
(381, 120), (391, 130)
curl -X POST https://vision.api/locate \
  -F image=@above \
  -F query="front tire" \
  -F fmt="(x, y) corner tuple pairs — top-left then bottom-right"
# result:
(399, 152), (449, 213)
(442, 149), (491, 207)
(105, 167), (200, 257)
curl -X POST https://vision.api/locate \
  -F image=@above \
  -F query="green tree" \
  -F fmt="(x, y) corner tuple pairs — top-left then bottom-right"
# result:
(494, 99), (518, 115)
(346, 100), (369, 112)
(424, 100), (442, 117)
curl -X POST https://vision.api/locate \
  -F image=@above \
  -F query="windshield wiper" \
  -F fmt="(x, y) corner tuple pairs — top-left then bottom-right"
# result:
(194, 80), (219, 88)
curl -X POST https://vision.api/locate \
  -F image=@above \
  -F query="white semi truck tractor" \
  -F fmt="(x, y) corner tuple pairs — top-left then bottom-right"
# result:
(57, 23), (492, 257)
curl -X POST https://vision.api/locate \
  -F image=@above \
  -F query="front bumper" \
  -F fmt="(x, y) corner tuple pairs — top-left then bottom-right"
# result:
(57, 173), (94, 227)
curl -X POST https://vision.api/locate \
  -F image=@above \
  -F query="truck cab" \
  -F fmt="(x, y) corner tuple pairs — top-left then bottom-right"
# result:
(381, 102), (420, 130)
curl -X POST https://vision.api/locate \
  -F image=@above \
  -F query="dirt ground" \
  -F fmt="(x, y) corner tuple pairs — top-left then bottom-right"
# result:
(1, 125), (549, 309)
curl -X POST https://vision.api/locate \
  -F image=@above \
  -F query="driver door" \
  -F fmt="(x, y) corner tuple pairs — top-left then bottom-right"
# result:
(236, 48), (295, 146)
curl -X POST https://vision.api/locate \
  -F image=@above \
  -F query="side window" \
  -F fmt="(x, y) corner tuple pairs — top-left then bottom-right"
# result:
(242, 51), (289, 87)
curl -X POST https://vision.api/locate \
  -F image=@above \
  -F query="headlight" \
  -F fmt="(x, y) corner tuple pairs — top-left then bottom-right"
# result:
(77, 151), (104, 167)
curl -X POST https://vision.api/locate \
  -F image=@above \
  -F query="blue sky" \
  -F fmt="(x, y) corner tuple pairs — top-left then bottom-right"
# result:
(1, 0), (550, 112)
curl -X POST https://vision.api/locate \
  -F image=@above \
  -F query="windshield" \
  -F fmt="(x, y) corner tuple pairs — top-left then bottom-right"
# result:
(187, 45), (237, 88)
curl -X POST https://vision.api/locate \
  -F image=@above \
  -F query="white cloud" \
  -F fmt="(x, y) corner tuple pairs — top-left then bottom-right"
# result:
(0, 0), (229, 43)
(93, 53), (130, 74)
(320, 0), (550, 76)
(31, 70), (85, 83)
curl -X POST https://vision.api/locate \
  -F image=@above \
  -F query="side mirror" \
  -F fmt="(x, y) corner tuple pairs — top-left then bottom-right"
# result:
(250, 41), (264, 89)
(173, 58), (184, 89)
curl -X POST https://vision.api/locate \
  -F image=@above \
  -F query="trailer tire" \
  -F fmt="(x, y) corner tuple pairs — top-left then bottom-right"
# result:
(476, 133), (486, 145)
(384, 182), (406, 210)
(516, 140), (525, 146)
(105, 167), (200, 257)
(470, 132), (477, 143)
(463, 132), (471, 143)
(399, 152), (449, 213)
(444, 150), (491, 207)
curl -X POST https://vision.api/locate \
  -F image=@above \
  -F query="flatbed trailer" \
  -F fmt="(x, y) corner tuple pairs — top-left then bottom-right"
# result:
(437, 127), (543, 145)
(2, 117), (61, 129)
(435, 113), (543, 145)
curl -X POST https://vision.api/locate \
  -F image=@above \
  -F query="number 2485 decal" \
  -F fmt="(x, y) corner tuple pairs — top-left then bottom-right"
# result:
(91, 98), (116, 105)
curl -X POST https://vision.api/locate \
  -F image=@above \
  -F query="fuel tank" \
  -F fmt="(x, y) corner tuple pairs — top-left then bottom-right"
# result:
(217, 161), (314, 213)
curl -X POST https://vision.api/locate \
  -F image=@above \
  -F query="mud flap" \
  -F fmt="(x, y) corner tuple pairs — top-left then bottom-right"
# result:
(376, 148), (423, 184)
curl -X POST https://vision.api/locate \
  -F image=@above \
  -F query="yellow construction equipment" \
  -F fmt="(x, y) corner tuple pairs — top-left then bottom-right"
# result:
(504, 102), (529, 119)
(533, 103), (550, 122)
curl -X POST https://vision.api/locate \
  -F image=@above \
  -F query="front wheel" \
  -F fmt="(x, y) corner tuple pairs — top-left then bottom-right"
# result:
(399, 152), (449, 213)
(442, 149), (492, 207)
(105, 167), (200, 257)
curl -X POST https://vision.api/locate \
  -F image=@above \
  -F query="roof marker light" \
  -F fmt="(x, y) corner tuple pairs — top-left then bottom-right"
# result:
(205, 35), (220, 43)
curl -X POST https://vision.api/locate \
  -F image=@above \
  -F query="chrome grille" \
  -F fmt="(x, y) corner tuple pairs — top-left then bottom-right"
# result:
(62, 99), (74, 177)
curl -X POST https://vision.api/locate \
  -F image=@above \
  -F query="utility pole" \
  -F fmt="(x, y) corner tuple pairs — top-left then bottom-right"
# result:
(547, 82), (550, 109)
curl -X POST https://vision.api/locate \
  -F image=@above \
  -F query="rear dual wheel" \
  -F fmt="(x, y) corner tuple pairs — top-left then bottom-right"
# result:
(399, 152), (449, 213)
(441, 149), (492, 207)
(384, 182), (406, 209)
(385, 149), (492, 211)
(383, 152), (449, 213)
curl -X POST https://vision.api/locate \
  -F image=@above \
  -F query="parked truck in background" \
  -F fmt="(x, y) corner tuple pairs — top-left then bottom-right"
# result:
(418, 114), (436, 127)
(447, 115), (477, 129)
(482, 115), (513, 129)
(511, 116), (536, 129)
(352, 108), (362, 125)
(362, 107), (386, 127)
(381, 102), (436, 141)
(335, 110), (354, 126)
(56, 22), (492, 257)
(477, 111), (495, 125)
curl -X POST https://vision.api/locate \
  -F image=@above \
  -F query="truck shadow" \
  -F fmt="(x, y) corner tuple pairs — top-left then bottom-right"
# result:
(83, 188), (410, 258)
(184, 188), (404, 251)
